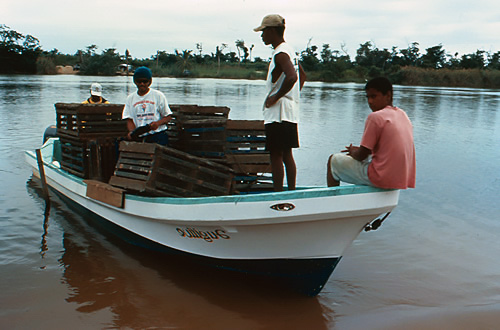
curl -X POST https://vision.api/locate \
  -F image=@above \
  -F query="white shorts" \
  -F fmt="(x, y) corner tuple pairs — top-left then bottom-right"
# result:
(330, 153), (372, 186)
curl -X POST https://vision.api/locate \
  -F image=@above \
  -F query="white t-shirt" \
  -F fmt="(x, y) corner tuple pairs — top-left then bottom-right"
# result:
(263, 42), (301, 124)
(122, 88), (172, 134)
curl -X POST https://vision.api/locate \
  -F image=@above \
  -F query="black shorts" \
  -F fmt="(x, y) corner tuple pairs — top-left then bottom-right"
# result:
(265, 121), (299, 151)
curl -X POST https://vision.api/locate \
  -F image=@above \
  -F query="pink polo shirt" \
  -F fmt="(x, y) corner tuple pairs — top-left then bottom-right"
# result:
(361, 106), (416, 189)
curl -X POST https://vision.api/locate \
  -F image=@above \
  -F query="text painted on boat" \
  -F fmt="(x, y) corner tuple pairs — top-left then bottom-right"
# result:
(176, 227), (230, 243)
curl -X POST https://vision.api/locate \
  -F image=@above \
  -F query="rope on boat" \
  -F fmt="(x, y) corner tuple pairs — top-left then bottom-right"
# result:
(364, 212), (391, 232)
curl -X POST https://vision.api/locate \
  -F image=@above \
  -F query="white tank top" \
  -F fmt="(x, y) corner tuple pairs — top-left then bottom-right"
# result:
(263, 42), (301, 124)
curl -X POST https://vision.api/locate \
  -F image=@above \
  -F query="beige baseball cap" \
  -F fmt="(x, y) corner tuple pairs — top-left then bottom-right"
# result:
(253, 14), (285, 32)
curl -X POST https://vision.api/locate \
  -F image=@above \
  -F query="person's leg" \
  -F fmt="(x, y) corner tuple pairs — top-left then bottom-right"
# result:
(144, 131), (169, 146)
(270, 149), (284, 192)
(282, 148), (296, 190)
(328, 153), (372, 187)
(327, 154), (340, 187)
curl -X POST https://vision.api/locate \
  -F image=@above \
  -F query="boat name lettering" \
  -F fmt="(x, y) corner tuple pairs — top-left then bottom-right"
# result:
(176, 227), (230, 242)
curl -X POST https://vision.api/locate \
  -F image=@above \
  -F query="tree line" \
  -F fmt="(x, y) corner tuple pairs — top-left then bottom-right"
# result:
(2, 24), (499, 88)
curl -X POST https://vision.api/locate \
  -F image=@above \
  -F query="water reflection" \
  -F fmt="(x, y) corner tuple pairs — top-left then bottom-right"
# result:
(26, 178), (331, 329)
(5, 75), (500, 328)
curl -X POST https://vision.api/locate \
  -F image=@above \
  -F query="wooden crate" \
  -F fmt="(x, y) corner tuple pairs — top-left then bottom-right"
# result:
(59, 136), (119, 182)
(174, 119), (227, 157)
(224, 120), (272, 191)
(170, 104), (230, 122)
(56, 103), (127, 139)
(56, 103), (126, 181)
(59, 135), (88, 178)
(168, 104), (229, 157)
(109, 141), (234, 197)
(226, 120), (267, 154)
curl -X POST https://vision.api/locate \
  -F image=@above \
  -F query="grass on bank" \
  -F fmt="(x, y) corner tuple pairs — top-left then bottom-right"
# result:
(398, 67), (500, 89)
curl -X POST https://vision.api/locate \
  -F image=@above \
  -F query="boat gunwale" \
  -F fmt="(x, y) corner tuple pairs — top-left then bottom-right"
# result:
(25, 139), (397, 206)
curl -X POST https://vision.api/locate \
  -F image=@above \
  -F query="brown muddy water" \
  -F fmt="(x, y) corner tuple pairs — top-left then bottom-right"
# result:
(1, 75), (499, 329)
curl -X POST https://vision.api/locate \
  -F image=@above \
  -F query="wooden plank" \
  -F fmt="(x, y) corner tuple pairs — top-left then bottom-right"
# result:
(108, 176), (147, 192)
(225, 153), (270, 164)
(158, 154), (230, 179)
(119, 141), (157, 154)
(227, 120), (264, 130)
(113, 169), (150, 181)
(115, 163), (152, 174)
(172, 105), (230, 116)
(182, 119), (227, 127)
(116, 157), (153, 167)
(118, 151), (154, 161)
(85, 180), (124, 208)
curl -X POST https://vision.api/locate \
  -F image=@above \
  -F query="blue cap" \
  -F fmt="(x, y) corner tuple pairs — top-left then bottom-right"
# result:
(133, 66), (152, 80)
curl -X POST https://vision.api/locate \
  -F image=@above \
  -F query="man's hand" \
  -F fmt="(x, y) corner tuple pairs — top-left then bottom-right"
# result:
(265, 94), (279, 108)
(342, 143), (357, 156)
(342, 143), (371, 161)
(149, 121), (160, 131)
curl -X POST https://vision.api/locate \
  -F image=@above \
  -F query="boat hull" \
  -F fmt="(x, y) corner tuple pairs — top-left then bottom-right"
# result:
(26, 139), (399, 295)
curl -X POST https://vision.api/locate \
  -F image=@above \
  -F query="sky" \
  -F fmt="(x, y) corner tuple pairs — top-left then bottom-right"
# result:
(3, 0), (499, 61)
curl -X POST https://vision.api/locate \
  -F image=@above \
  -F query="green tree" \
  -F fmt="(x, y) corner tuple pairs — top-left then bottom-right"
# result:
(487, 51), (500, 70)
(80, 47), (121, 75)
(400, 42), (421, 66)
(175, 49), (193, 76)
(235, 39), (249, 62)
(355, 41), (391, 69)
(0, 24), (41, 73)
(421, 44), (446, 69)
(460, 50), (485, 69)
(300, 38), (320, 71)
(320, 44), (333, 64)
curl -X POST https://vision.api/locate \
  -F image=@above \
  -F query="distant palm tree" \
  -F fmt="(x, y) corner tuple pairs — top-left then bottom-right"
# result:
(216, 43), (227, 75)
(175, 49), (193, 75)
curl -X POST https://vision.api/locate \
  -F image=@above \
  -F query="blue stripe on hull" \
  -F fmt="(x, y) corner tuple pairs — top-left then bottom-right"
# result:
(54, 189), (341, 296)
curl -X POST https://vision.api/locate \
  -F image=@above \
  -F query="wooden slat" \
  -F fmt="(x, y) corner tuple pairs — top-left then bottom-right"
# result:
(115, 163), (152, 174)
(85, 180), (124, 208)
(109, 176), (147, 192)
(226, 120), (264, 130)
(119, 141), (156, 154)
(113, 169), (150, 181)
(225, 153), (270, 164)
(158, 154), (230, 180)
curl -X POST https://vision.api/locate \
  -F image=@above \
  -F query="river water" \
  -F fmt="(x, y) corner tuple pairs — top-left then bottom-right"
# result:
(0, 75), (499, 329)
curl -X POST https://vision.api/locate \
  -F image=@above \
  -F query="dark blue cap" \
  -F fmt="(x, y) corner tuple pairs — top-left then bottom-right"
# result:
(133, 66), (152, 80)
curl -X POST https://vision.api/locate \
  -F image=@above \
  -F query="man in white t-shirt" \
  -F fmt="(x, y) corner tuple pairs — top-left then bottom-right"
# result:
(122, 66), (172, 145)
(254, 14), (306, 191)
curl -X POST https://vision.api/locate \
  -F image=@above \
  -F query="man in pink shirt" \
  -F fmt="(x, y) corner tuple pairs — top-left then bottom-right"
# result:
(327, 77), (416, 189)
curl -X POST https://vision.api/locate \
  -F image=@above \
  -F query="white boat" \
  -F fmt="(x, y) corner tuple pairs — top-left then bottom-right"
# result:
(25, 138), (400, 296)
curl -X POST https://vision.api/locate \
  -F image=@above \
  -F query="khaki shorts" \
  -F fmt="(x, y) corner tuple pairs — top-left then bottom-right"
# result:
(330, 153), (372, 186)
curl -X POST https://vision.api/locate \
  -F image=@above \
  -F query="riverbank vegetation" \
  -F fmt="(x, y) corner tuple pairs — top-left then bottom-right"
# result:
(2, 24), (499, 88)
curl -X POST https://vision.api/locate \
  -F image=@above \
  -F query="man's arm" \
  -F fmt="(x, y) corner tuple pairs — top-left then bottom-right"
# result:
(265, 52), (298, 108)
(298, 63), (306, 90)
(149, 114), (172, 131)
(126, 118), (136, 140)
(342, 144), (371, 161)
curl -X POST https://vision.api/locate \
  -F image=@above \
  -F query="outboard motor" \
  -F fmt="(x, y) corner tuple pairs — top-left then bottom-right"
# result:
(43, 125), (58, 143)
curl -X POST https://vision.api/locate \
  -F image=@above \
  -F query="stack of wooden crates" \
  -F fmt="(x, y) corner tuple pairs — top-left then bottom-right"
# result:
(168, 105), (273, 192)
(56, 103), (127, 182)
(56, 103), (272, 197)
